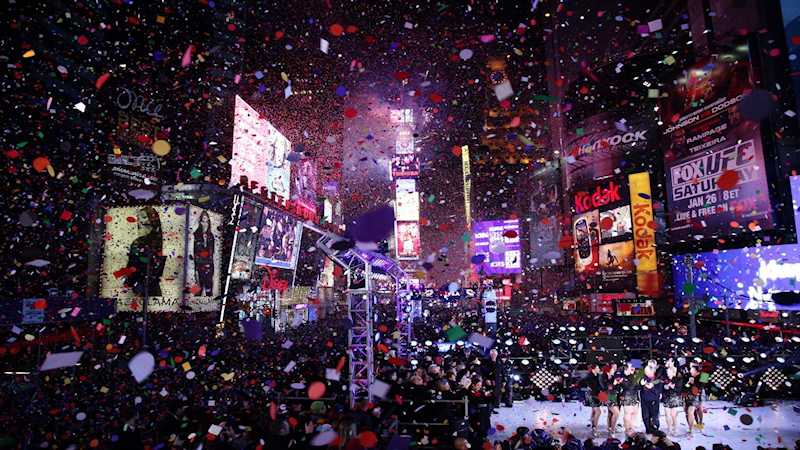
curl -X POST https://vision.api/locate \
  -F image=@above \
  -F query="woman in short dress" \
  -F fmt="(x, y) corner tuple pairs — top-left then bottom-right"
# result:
(619, 362), (641, 436)
(603, 363), (622, 436)
(661, 358), (683, 436)
(684, 363), (704, 436)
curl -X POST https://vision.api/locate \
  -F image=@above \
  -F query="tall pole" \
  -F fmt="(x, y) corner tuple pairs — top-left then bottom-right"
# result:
(684, 255), (697, 341)
(143, 258), (150, 349)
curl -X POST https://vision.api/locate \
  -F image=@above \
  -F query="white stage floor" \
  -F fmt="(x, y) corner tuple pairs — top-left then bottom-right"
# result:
(490, 400), (800, 449)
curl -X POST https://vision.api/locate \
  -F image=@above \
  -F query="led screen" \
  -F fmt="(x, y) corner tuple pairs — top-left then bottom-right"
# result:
(473, 219), (522, 274)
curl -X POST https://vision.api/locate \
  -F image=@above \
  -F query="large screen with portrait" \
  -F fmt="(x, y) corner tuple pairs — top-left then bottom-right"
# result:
(395, 220), (421, 260)
(230, 95), (292, 200)
(254, 206), (302, 269)
(231, 198), (263, 280)
(100, 204), (222, 312)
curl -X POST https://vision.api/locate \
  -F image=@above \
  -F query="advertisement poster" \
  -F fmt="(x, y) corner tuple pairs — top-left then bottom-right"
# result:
(395, 220), (421, 260)
(231, 199), (263, 280)
(529, 165), (562, 267)
(255, 206), (302, 269)
(629, 172), (660, 297)
(395, 179), (420, 221)
(599, 241), (635, 282)
(473, 219), (522, 274)
(110, 86), (166, 185)
(672, 176), (800, 311)
(292, 159), (317, 215)
(661, 56), (773, 239)
(22, 298), (45, 324)
(599, 205), (632, 241)
(573, 210), (600, 274)
(100, 205), (216, 312)
(563, 112), (656, 191)
(616, 298), (655, 316)
(186, 207), (223, 304)
(391, 153), (420, 178)
(230, 95), (270, 190)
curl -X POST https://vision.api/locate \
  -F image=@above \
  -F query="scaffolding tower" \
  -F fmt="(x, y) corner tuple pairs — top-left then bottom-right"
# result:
(314, 230), (409, 406)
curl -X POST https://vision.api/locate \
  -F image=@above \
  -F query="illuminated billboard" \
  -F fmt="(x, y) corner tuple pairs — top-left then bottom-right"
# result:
(254, 206), (302, 269)
(660, 56), (773, 240)
(100, 205), (222, 312)
(231, 198), (263, 280)
(395, 179), (420, 221)
(230, 95), (292, 200)
(573, 210), (600, 274)
(529, 165), (561, 267)
(395, 127), (415, 154)
(292, 159), (317, 216)
(473, 219), (522, 274)
(672, 176), (800, 311)
(391, 153), (420, 179)
(395, 221), (421, 260)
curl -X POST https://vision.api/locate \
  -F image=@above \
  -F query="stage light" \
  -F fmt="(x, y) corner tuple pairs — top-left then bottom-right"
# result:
(760, 367), (788, 391)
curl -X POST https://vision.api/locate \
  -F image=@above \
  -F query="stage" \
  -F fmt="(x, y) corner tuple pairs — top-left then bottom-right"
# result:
(491, 400), (800, 449)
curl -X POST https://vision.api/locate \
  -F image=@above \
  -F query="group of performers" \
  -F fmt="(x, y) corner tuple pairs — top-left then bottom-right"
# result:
(579, 358), (705, 438)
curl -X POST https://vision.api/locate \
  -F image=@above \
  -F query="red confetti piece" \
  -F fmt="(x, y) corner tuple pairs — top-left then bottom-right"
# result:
(503, 230), (518, 238)
(329, 23), (344, 36)
(126, 216), (137, 223)
(77, 35), (89, 45)
(113, 267), (136, 279)
(429, 93), (443, 103)
(345, 25), (358, 33)
(95, 72), (110, 90)
(717, 170), (739, 190)
(32, 156), (49, 172)
(344, 108), (358, 118)
(33, 299), (47, 310)
(59, 210), (73, 221)
(394, 71), (410, 81)
(451, 146), (462, 157)
(357, 431), (378, 448)
(307, 381), (326, 400)
(5, 150), (20, 159)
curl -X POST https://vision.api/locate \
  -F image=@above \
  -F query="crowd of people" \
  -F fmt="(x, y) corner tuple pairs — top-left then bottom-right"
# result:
(0, 296), (797, 449)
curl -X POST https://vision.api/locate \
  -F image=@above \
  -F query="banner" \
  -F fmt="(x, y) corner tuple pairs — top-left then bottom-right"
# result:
(100, 205), (221, 312)
(599, 241), (635, 283)
(462, 145), (472, 229)
(628, 172), (660, 297)
(395, 221), (421, 260)
(231, 199), (263, 280)
(661, 56), (773, 239)
(395, 127), (415, 154)
(473, 219), (522, 274)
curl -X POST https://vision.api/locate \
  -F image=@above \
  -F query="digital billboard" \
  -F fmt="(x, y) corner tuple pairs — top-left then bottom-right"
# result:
(395, 127), (415, 154)
(230, 95), (292, 200)
(231, 198), (263, 280)
(473, 219), (522, 274)
(573, 209), (600, 274)
(391, 153), (420, 179)
(672, 176), (800, 311)
(292, 159), (317, 215)
(395, 221), (421, 260)
(395, 179), (420, 221)
(599, 240), (635, 283)
(599, 205), (632, 241)
(100, 205), (221, 312)
(660, 56), (773, 240)
(254, 206), (302, 269)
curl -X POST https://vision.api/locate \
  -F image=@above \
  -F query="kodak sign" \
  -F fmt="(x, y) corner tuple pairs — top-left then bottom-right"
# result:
(574, 181), (622, 213)
(628, 172), (660, 297)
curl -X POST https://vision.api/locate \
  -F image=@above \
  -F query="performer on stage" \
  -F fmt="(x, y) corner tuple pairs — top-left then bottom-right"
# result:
(578, 364), (605, 437)
(684, 363), (704, 436)
(603, 363), (621, 436)
(662, 358), (683, 436)
(619, 362), (641, 436)
(640, 359), (662, 435)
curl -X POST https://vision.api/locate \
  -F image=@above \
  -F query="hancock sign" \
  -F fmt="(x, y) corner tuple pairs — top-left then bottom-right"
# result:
(570, 129), (648, 159)
(574, 181), (623, 213)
